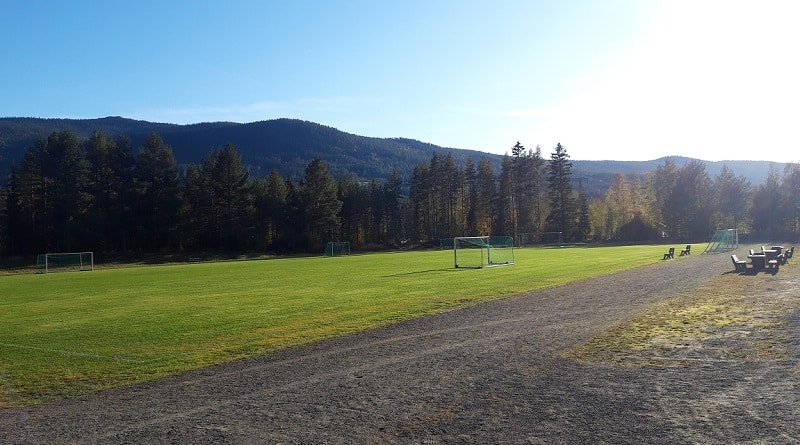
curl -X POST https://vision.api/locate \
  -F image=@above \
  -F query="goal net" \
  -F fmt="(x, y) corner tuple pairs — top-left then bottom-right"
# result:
(36, 252), (94, 274)
(454, 236), (514, 269)
(703, 229), (738, 253)
(323, 241), (350, 257)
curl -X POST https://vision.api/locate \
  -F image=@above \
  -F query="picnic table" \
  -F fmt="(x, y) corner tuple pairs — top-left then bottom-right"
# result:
(748, 254), (767, 269)
(748, 252), (779, 270)
(763, 249), (778, 259)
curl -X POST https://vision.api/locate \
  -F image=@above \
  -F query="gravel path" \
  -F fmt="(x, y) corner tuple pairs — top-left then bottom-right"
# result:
(2, 249), (799, 444)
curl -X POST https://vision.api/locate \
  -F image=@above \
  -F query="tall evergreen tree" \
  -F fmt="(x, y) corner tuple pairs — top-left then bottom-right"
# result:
(781, 162), (800, 234)
(408, 163), (432, 242)
(9, 149), (46, 254)
(381, 169), (404, 245)
(545, 143), (577, 240)
(475, 158), (496, 235)
(575, 189), (591, 241)
(18, 131), (91, 252)
(464, 158), (479, 235)
(652, 158), (680, 238)
(749, 169), (782, 236)
(301, 157), (342, 249)
(209, 144), (253, 249)
(0, 183), (7, 254)
(259, 169), (288, 248)
(712, 165), (751, 232)
(179, 163), (208, 249)
(1, 171), (26, 254)
(85, 132), (136, 252)
(337, 175), (370, 246)
(670, 160), (712, 239)
(135, 133), (180, 251)
(510, 142), (545, 236)
(496, 155), (514, 237)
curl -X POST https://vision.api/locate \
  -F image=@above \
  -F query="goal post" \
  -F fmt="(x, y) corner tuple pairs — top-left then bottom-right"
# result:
(453, 236), (514, 269)
(323, 241), (350, 257)
(36, 252), (94, 274)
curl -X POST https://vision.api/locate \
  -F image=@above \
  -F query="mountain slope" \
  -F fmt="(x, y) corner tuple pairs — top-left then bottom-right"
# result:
(0, 117), (787, 194)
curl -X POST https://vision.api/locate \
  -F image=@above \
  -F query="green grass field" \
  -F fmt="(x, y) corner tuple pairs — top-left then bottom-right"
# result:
(0, 245), (670, 407)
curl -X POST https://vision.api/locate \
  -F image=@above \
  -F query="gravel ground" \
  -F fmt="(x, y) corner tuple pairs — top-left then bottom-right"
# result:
(2, 248), (799, 444)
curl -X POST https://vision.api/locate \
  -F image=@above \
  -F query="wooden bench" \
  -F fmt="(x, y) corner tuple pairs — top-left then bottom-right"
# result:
(680, 244), (691, 256)
(663, 247), (674, 260)
(731, 254), (747, 271)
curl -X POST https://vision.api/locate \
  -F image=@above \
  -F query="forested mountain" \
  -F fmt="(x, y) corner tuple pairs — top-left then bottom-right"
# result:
(0, 117), (497, 186)
(1, 118), (797, 258)
(0, 117), (785, 195)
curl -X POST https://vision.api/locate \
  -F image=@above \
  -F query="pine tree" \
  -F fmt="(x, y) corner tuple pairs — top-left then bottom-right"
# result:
(712, 165), (751, 232)
(301, 157), (342, 249)
(260, 169), (288, 247)
(135, 133), (180, 251)
(209, 144), (253, 249)
(545, 143), (577, 240)
(85, 131), (136, 252)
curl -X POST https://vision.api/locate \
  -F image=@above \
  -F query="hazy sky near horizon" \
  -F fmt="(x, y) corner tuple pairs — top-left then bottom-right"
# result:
(2, 1), (798, 162)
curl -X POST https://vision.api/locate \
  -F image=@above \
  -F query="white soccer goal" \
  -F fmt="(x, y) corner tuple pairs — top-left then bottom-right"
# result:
(323, 241), (350, 257)
(453, 236), (515, 269)
(36, 252), (94, 274)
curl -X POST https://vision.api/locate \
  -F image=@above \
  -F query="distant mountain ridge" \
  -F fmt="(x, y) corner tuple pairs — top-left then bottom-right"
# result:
(0, 117), (788, 195)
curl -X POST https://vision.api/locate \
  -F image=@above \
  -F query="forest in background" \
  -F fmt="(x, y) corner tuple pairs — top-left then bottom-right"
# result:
(1, 129), (798, 258)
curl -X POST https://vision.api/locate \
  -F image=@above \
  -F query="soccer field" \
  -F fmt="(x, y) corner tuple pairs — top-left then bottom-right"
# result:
(0, 245), (668, 407)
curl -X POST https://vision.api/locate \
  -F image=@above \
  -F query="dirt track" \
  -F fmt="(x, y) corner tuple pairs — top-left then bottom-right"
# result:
(2, 248), (799, 444)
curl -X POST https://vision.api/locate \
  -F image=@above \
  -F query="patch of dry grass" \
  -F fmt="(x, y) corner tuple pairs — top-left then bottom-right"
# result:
(570, 262), (800, 367)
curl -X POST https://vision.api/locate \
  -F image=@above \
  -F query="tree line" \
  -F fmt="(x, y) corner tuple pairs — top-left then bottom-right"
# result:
(0, 130), (798, 257)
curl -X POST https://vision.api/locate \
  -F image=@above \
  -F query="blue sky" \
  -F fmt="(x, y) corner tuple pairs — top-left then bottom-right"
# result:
(2, 1), (798, 162)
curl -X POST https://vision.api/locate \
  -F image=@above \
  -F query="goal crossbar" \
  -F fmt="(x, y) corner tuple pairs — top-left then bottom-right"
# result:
(36, 252), (94, 274)
(323, 241), (350, 257)
(453, 236), (514, 269)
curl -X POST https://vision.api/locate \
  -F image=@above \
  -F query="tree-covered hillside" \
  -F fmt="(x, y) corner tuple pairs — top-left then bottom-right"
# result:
(1, 128), (797, 258)
(0, 117), (499, 185)
(0, 117), (785, 197)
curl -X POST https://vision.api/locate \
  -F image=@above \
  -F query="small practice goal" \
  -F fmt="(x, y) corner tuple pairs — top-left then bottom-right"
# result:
(703, 229), (739, 253)
(453, 236), (514, 269)
(323, 241), (350, 257)
(36, 252), (94, 274)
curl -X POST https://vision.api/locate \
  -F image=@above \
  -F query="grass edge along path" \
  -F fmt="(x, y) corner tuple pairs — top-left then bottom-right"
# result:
(569, 260), (799, 366)
(1, 245), (671, 408)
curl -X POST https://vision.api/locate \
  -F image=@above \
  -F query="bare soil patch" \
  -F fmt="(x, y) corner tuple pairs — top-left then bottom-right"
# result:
(2, 249), (799, 444)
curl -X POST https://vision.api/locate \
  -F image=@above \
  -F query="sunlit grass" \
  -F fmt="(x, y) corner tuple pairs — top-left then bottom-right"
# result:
(0, 245), (668, 407)
(569, 260), (799, 366)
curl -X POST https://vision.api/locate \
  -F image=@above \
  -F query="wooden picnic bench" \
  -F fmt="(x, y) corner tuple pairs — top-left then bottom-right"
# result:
(731, 254), (747, 271)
